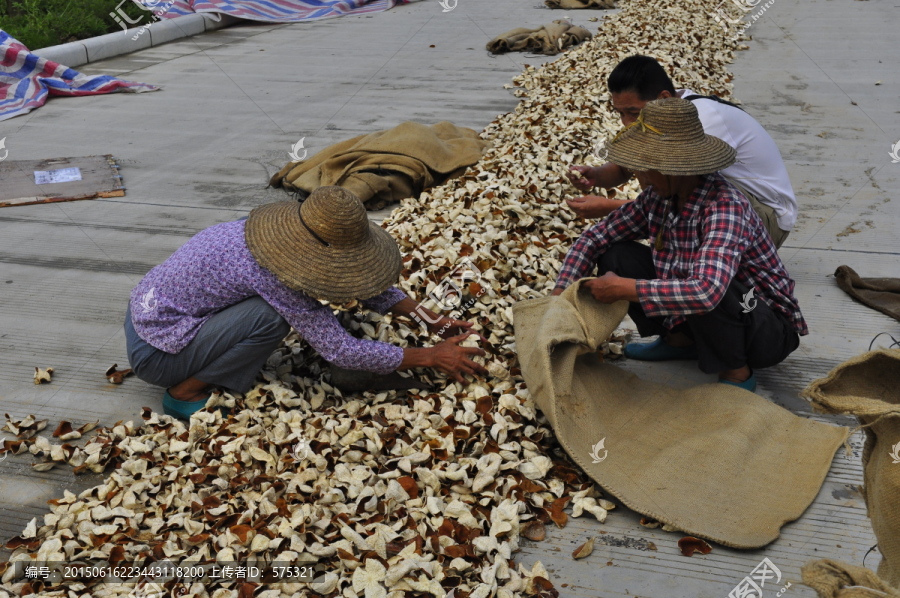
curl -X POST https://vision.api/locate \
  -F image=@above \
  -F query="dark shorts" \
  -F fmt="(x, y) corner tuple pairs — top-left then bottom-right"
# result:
(598, 241), (800, 373)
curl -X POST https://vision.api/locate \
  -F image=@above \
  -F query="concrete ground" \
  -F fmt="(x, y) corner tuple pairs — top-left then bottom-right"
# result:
(0, 0), (898, 596)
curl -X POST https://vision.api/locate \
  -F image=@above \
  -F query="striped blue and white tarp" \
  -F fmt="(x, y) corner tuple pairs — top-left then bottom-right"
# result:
(0, 31), (158, 122)
(159, 0), (415, 22)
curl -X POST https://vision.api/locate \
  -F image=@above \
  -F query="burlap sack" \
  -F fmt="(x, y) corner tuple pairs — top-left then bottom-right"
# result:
(269, 121), (489, 210)
(513, 281), (849, 548)
(545, 0), (615, 8)
(834, 266), (900, 323)
(803, 350), (900, 587)
(486, 20), (592, 56)
(802, 560), (900, 598)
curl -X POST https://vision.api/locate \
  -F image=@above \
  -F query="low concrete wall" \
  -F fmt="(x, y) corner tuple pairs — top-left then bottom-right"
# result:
(33, 13), (242, 67)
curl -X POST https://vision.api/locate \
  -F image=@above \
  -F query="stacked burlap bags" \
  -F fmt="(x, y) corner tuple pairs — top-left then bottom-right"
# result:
(269, 121), (489, 210)
(803, 350), (900, 593)
(486, 20), (592, 56)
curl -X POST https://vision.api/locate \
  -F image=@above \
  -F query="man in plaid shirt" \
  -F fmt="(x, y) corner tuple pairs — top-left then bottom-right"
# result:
(553, 98), (807, 391)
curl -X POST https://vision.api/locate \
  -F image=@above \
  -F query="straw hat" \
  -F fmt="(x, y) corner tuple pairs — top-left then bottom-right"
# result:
(245, 187), (401, 303)
(607, 97), (736, 175)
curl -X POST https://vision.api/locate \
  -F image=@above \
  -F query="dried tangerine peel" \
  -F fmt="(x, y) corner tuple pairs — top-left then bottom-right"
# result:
(2, 0), (746, 594)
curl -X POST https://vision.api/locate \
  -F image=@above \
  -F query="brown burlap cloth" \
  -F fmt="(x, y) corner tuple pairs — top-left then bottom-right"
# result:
(486, 20), (592, 56)
(835, 266), (900, 323)
(802, 349), (900, 591)
(802, 560), (900, 598)
(269, 121), (489, 210)
(545, 0), (615, 8)
(513, 280), (849, 548)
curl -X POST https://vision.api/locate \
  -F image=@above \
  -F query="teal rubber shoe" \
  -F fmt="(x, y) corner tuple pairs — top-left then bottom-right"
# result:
(162, 390), (210, 420)
(623, 337), (698, 361)
(718, 373), (758, 392)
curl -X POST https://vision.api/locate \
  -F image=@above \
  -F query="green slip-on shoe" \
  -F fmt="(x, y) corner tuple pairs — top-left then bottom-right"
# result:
(718, 373), (758, 392)
(623, 337), (699, 361)
(162, 390), (211, 420)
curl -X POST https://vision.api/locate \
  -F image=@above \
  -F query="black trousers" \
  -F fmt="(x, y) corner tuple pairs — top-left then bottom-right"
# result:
(597, 241), (800, 374)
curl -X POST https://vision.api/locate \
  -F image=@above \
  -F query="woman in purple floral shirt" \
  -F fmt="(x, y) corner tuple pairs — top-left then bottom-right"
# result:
(126, 187), (486, 419)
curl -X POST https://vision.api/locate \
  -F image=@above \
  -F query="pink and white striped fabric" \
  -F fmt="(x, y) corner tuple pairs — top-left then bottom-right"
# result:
(0, 31), (158, 121)
(159, 0), (414, 22)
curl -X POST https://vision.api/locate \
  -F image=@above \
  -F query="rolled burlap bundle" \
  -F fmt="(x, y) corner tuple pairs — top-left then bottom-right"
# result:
(545, 0), (615, 9)
(802, 560), (900, 598)
(486, 20), (592, 56)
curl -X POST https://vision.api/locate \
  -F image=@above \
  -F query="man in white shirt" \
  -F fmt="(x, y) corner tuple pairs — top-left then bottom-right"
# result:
(566, 55), (796, 247)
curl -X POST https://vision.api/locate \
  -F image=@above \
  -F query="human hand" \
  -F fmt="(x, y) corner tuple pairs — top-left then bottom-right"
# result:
(430, 316), (486, 341)
(566, 165), (598, 192)
(427, 333), (489, 384)
(584, 273), (626, 304)
(565, 195), (625, 219)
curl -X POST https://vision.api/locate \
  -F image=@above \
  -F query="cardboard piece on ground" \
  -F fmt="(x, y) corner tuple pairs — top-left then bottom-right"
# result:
(0, 155), (124, 207)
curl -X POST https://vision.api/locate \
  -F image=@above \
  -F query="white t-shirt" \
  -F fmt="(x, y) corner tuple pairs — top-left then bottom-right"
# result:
(678, 88), (797, 231)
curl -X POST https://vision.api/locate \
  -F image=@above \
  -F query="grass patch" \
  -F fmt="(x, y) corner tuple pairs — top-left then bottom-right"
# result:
(1, 0), (156, 50)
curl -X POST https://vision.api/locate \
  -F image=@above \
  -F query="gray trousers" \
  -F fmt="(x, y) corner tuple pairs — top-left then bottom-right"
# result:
(125, 297), (291, 394)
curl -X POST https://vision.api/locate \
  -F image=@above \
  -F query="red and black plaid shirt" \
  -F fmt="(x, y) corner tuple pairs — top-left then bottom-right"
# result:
(554, 173), (808, 335)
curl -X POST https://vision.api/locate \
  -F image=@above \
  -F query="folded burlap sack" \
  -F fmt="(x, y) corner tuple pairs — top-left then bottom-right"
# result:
(835, 265), (900, 323)
(803, 350), (900, 587)
(545, 0), (615, 8)
(269, 121), (489, 210)
(486, 20), (592, 56)
(802, 560), (900, 597)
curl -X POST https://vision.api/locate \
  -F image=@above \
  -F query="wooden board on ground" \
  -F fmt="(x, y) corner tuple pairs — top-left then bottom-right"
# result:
(0, 155), (124, 208)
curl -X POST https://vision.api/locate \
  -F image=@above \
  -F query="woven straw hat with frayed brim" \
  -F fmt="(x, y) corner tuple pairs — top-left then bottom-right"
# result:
(607, 97), (737, 176)
(245, 187), (401, 303)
